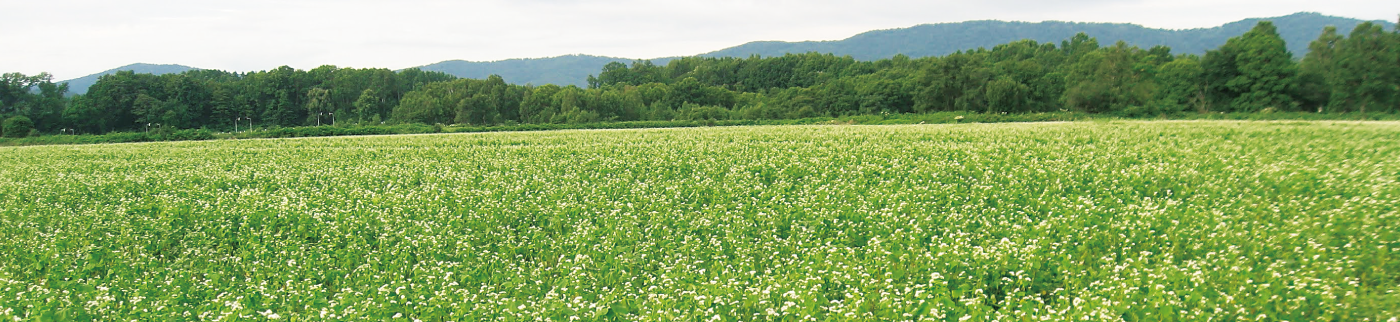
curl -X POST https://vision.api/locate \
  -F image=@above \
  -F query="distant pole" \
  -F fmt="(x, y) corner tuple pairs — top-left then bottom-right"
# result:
(330, 112), (335, 126)
(234, 118), (239, 132)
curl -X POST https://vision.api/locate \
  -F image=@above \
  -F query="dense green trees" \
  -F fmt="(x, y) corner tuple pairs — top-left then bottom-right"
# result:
(49, 67), (455, 133)
(1293, 22), (1400, 113)
(1, 73), (67, 133)
(5, 20), (1399, 137)
(392, 75), (523, 125)
(1329, 23), (1400, 113)
(1062, 42), (1156, 113)
(1156, 57), (1207, 113)
(2, 116), (33, 138)
(1219, 22), (1298, 112)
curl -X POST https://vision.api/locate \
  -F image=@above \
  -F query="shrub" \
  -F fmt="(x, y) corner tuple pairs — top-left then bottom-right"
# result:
(167, 129), (216, 141)
(676, 104), (731, 121)
(2, 116), (34, 138)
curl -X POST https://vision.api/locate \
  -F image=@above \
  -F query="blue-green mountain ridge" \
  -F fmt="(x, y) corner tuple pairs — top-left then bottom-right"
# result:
(60, 12), (1394, 93)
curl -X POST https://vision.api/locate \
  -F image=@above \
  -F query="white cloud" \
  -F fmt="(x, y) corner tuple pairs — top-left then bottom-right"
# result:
(0, 0), (1395, 80)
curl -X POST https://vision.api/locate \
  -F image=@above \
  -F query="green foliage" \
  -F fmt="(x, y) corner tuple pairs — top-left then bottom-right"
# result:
(352, 88), (382, 122)
(380, 13), (1398, 90)
(1297, 26), (1344, 111)
(1225, 22), (1298, 112)
(237, 124), (438, 139)
(705, 12), (1392, 61)
(0, 72), (67, 133)
(9, 18), (1400, 141)
(1, 73), (50, 114)
(1, 122), (1398, 320)
(71, 66), (456, 133)
(304, 87), (333, 125)
(57, 63), (197, 95)
(674, 103), (731, 120)
(1156, 56), (1207, 113)
(165, 129), (215, 141)
(1329, 22), (1400, 113)
(418, 54), (633, 88)
(2, 115), (33, 138)
(1062, 42), (1157, 113)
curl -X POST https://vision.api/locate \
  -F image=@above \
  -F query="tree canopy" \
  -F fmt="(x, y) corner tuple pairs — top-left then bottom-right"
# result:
(5, 21), (1399, 136)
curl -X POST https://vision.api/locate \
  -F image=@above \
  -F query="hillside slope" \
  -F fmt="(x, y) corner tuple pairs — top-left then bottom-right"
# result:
(60, 12), (1394, 91)
(58, 63), (198, 95)
(412, 55), (657, 87)
(701, 12), (1395, 60)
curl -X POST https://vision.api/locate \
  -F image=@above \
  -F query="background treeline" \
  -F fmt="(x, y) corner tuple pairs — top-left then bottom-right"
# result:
(1, 21), (1398, 138)
(0, 66), (456, 136)
(395, 21), (1400, 125)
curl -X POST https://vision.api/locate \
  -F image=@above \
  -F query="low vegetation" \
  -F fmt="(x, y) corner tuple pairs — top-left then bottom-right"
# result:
(1, 121), (1396, 321)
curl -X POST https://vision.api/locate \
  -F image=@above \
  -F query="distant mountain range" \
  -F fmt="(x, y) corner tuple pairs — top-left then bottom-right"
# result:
(59, 12), (1395, 92)
(61, 63), (199, 95)
(699, 12), (1394, 61)
(412, 55), (672, 87)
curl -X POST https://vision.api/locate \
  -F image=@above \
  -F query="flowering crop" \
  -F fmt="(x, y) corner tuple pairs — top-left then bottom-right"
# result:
(0, 121), (1397, 321)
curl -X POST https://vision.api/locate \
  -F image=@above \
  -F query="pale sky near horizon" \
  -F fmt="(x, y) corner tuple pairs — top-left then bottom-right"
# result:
(1, 0), (1396, 80)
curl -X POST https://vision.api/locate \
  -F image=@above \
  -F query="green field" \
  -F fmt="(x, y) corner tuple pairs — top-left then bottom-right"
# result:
(0, 121), (1397, 321)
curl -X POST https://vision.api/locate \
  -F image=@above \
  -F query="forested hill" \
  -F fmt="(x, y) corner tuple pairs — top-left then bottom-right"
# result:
(703, 12), (1394, 60)
(60, 63), (198, 95)
(410, 12), (1388, 87)
(7, 19), (1398, 139)
(411, 55), (669, 87)
(55, 12), (1394, 91)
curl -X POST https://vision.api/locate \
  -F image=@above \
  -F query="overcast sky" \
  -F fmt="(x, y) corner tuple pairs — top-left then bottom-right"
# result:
(2, 0), (1396, 80)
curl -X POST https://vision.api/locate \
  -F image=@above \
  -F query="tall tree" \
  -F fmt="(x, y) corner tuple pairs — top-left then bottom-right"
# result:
(986, 76), (1031, 113)
(353, 89), (382, 123)
(305, 88), (333, 125)
(520, 84), (561, 124)
(1156, 56), (1207, 113)
(914, 52), (990, 112)
(0, 72), (52, 116)
(1224, 21), (1298, 112)
(1200, 42), (1240, 113)
(1061, 42), (1154, 113)
(1330, 22), (1400, 113)
(1297, 26), (1344, 111)
(594, 62), (631, 88)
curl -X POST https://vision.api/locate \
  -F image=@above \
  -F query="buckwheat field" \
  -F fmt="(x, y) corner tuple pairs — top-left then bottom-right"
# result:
(0, 121), (1396, 321)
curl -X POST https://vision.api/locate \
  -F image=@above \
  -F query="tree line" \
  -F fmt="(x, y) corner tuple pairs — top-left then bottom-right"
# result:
(2, 21), (1397, 138)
